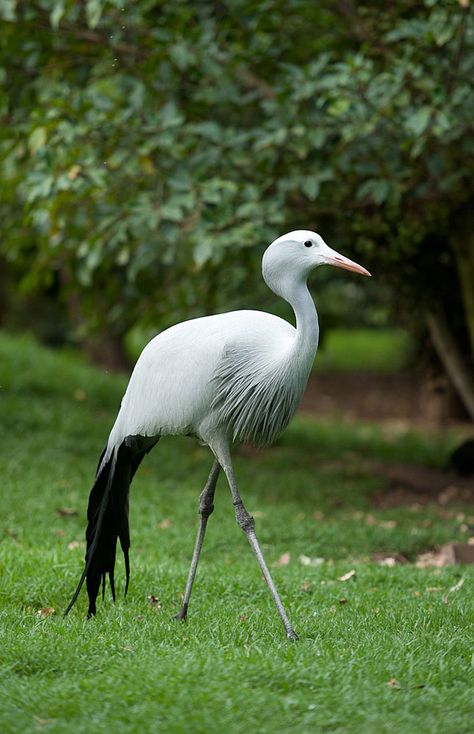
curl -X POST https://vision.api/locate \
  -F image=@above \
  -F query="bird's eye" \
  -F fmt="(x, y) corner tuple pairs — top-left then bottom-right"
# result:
(304, 240), (312, 248)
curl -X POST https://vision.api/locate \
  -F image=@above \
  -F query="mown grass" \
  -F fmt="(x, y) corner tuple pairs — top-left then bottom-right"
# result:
(315, 327), (411, 372)
(0, 331), (473, 734)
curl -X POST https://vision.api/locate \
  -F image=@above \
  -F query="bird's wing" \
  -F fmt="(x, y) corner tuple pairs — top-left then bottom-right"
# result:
(104, 310), (296, 454)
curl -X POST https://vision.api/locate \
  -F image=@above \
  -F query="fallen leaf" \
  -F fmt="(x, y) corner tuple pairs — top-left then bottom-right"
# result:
(54, 529), (65, 537)
(55, 507), (78, 517)
(365, 514), (377, 526)
(416, 543), (474, 567)
(239, 614), (248, 622)
(300, 580), (312, 592)
(438, 485), (460, 505)
(67, 540), (83, 550)
(338, 570), (356, 582)
(37, 607), (55, 618)
(379, 557), (397, 567)
(387, 678), (401, 689)
(157, 518), (173, 529)
(136, 615), (144, 622)
(147, 595), (161, 607)
(275, 552), (291, 566)
(298, 554), (324, 567)
(379, 520), (397, 529)
(338, 598), (348, 605)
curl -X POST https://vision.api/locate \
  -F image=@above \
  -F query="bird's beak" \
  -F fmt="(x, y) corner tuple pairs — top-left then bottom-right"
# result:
(322, 247), (371, 277)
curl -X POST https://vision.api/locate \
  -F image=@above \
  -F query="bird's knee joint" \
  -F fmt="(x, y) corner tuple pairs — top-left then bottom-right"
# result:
(234, 503), (255, 534)
(199, 501), (214, 519)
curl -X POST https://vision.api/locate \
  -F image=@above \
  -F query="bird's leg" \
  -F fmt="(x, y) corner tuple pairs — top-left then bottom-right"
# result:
(219, 455), (298, 641)
(175, 460), (220, 622)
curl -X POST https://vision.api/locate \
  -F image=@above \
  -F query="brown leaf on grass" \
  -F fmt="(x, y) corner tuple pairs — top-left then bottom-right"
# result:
(387, 678), (401, 689)
(416, 544), (474, 567)
(147, 595), (161, 608)
(239, 614), (248, 622)
(298, 554), (324, 567)
(156, 518), (173, 529)
(338, 569), (356, 582)
(275, 552), (291, 566)
(338, 598), (348, 605)
(438, 485), (461, 505)
(67, 540), (83, 550)
(373, 552), (408, 566)
(37, 607), (55, 618)
(300, 580), (312, 593)
(55, 507), (78, 517)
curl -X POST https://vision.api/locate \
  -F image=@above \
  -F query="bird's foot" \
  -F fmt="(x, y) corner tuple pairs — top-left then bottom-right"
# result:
(174, 603), (188, 622)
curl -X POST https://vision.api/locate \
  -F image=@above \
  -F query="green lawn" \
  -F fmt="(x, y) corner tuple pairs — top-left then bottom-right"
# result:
(316, 328), (411, 372)
(0, 331), (472, 734)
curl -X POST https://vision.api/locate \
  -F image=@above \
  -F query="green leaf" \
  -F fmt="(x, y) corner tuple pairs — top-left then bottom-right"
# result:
(301, 177), (320, 201)
(28, 127), (47, 155)
(50, 0), (65, 29)
(0, 0), (16, 21)
(86, 0), (103, 29)
(405, 107), (432, 136)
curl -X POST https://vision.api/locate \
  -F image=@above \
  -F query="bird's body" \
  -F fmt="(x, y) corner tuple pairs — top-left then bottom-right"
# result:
(106, 306), (317, 455)
(67, 230), (370, 638)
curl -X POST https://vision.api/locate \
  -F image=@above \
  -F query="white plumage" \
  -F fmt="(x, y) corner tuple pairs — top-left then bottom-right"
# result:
(67, 229), (370, 639)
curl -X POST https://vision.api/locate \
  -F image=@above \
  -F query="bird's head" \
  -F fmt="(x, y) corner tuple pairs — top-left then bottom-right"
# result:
(263, 230), (371, 282)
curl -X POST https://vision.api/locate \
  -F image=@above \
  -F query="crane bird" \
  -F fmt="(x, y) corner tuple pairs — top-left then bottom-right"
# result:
(66, 230), (370, 639)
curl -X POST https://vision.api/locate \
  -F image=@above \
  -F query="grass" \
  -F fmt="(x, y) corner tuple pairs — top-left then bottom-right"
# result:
(315, 328), (411, 372)
(0, 330), (473, 734)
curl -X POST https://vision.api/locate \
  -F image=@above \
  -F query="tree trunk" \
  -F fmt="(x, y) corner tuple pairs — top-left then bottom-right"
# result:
(450, 212), (474, 365)
(426, 310), (474, 422)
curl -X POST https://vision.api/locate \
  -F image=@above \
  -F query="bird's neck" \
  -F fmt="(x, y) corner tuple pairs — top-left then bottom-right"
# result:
(288, 280), (320, 366)
(269, 274), (320, 367)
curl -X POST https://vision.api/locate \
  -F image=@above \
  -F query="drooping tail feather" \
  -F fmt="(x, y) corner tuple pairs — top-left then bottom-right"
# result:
(65, 436), (157, 617)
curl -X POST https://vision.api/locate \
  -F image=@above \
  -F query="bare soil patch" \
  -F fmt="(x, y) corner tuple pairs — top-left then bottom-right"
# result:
(302, 369), (471, 427)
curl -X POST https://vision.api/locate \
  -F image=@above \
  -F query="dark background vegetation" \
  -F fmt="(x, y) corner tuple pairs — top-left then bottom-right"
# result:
(0, 0), (473, 419)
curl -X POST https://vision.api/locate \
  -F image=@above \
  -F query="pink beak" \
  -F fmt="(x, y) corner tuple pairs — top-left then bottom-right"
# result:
(323, 248), (371, 277)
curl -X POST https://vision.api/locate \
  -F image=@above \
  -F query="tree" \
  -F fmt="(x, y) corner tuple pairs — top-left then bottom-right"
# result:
(0, 1), (473, 410)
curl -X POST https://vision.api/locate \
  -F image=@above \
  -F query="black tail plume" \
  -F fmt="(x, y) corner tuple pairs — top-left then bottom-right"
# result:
(65, 436), (157, 617)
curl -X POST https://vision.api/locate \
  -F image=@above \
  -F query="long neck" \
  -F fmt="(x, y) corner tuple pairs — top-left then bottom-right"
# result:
(287, 279), (320, 367)
(265, 270), (320, 368)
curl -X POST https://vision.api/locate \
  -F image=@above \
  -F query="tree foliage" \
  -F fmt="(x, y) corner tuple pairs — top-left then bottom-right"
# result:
(0, 1), (473, 376)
